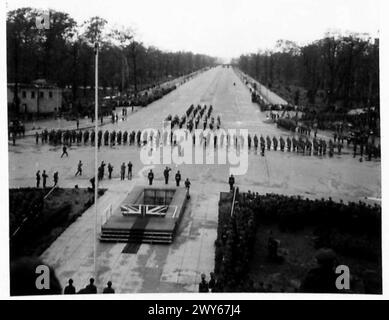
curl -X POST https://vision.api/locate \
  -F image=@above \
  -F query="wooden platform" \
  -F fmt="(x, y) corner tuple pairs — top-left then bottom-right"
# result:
(100, 186), (188, 244)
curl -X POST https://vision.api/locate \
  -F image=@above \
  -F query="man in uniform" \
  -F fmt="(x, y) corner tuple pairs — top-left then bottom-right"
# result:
(36, 170), (41, 188)
(35, 132), (39, 144)
(253, 135), (258, 149)
(75, 160), (83, 176)
(120, 162), (126, 181)
(108, 163), (113, 179)
(175, 170), (181, 187)
(266, 135), (272, 151)
(228, 174), (235, 192)
(272, 136), (278, 151)
(184, 178), (191, 198)
(260, 141), (265, 156)
(127, 161), (133, 180)
(163, 167), (172, 184)
(42, 170), (48, 188)
(148, 169), (154, 185)
(286, 136), (291, 151)
(280, 137), (285, 151)
(61, 145), (68, 158)
(53, 171), (59, 186)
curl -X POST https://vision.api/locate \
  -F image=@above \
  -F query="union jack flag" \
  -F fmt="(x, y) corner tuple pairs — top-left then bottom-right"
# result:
(121, 204), (142, 216)
(145, 205), (168, 216)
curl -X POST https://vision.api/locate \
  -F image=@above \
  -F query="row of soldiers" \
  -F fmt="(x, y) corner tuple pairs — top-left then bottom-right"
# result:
(247, 134), (343, 157)
(37, 129), (146, 147)
(37, 127), (378, 160)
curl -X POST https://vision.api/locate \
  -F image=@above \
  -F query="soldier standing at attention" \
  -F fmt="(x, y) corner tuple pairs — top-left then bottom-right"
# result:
(148, 169), (154, 185)
(120, 162), (126, 181)
(36, 170), (41, 188)
(228, 174), (235, 192)
(42, 170), (48, 188)
(108, 163), (113, 179)
(175, 170), (181, 187)
(163, 167), (171, 184)
(127, 161), (133, 180)
(75, 160), (83, 176)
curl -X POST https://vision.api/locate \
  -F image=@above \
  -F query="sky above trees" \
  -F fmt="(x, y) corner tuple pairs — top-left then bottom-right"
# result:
(6, 0), (380, 60)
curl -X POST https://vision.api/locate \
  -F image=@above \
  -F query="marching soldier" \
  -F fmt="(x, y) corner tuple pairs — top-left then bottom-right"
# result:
(117, 131), (122, 145)
(280, 137), (285, 151)
(175, 170), (182, 186)
(292, 137), (297, 152)
(286, 136), (291, 151)
(261, 141), (265, 156)
(253, 135), (258, 149)
(247, 134), (252, 149)
(266, 135), (271, 151)
(35, 132), (39, 144)
(272, 136), (278, 151)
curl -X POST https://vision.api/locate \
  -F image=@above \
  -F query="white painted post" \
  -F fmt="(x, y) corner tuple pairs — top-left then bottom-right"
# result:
(94, 42), (99, 279)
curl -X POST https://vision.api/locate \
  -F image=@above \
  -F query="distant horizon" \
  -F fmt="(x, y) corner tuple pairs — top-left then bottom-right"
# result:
(6, 0), (380, 61)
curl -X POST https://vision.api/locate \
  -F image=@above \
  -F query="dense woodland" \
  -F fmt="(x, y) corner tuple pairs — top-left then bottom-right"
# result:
(7, 7), (217, 108)
(235, 35), (379, 111)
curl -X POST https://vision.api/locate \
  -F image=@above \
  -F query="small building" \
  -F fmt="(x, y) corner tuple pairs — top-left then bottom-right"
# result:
(7, 79), (62, 116)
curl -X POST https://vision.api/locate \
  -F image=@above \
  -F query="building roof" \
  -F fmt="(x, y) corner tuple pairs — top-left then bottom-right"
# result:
(7, 80), (60, 90)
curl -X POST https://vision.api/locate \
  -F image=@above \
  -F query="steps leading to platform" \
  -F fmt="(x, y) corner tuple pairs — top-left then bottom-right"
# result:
(100, 228), (175, 244)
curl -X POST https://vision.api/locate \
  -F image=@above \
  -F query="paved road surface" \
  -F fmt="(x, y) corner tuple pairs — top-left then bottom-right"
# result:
(9, 66), (381, 293)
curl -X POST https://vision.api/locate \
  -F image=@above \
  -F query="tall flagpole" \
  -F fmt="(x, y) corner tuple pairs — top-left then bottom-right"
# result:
(94, 41), (99, 279)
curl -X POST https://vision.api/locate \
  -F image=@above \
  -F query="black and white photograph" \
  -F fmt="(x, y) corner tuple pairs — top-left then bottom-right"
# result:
(2, 0), (385, 299)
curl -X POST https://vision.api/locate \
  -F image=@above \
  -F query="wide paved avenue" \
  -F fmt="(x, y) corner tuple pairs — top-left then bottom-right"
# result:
(9, 66), (381, 293)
